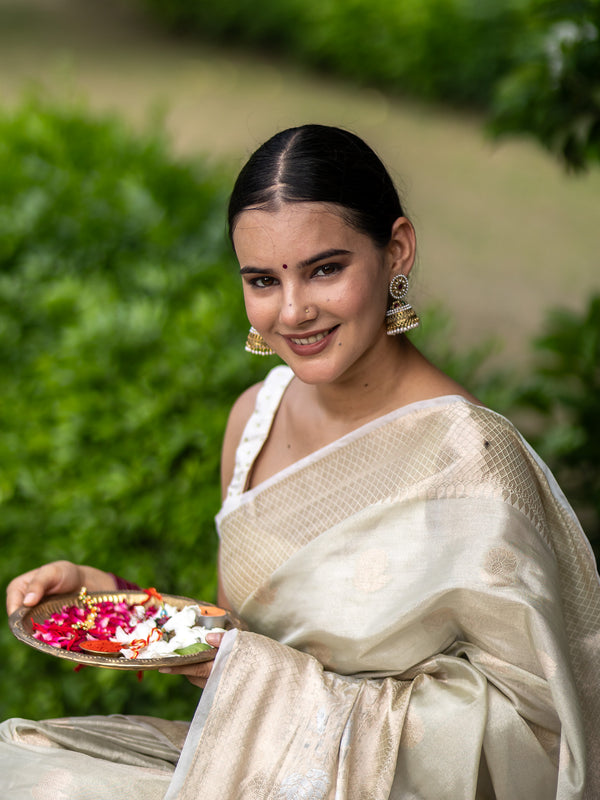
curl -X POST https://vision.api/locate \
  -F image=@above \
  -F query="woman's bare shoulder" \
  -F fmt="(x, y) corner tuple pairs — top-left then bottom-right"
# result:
(229, 382), (264, 425)
(220, 382), (264, 497)
(424, 370), (483, 407)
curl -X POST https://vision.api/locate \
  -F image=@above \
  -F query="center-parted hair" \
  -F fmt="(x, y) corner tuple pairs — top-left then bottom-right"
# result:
(228, 125), (405, 248)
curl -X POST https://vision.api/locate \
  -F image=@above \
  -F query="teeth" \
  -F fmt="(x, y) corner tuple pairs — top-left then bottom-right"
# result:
(290, 330), (329, 345)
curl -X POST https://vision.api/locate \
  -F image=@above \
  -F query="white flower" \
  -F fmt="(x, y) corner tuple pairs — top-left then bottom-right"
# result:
(116, 603), (225, 659)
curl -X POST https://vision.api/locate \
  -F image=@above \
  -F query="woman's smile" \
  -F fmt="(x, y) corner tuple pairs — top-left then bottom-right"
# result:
(284, 326), (339, 354)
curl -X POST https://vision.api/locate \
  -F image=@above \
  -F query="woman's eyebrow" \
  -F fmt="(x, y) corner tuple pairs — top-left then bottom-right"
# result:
(239, 266), (276, 275)
(239, 249), (352, 275)
(298, 249), (352, 268)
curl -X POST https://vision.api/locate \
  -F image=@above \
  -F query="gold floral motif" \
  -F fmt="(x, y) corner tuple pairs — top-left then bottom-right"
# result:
(243, 771), (270, 799)
(482, 547), (518, 585)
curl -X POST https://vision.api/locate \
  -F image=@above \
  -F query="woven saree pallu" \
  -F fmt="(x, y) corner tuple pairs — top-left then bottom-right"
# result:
(202, 374), (600, 799)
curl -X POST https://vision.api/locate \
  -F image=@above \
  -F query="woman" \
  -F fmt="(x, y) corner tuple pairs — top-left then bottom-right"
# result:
(4, 125), (600, 799)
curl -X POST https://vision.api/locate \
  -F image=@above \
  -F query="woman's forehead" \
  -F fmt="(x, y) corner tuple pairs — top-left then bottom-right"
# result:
(233, 202), (363, 255)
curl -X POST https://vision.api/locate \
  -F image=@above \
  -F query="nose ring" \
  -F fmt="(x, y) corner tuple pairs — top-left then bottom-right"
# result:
(304, 307), (310, 313)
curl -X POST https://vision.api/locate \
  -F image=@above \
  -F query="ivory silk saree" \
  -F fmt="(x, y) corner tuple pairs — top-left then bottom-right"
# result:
(2, 365), (599, 799)
(168, 367), (600, 799)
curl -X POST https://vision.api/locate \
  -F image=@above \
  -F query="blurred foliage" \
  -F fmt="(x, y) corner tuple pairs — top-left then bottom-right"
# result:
(0, 98), (275, 721)
(142, 0), (600, 170)
(490, 0), (600, 170)
(1, 99), (596, 727)
(512, 296), (600, 553)
(142, 0), (528, 107)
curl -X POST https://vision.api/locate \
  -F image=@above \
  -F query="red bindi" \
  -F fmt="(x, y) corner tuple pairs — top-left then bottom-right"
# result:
(282, 264), (288, 269)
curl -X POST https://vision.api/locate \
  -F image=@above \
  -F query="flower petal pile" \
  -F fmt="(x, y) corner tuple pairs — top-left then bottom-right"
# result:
(32, 594), (164, 654)
(32, 589), (225, 660)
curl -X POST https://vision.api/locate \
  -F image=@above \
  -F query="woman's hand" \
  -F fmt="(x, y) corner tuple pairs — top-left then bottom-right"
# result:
(6, 561), (117, 616)
(158, 632), (225, 689)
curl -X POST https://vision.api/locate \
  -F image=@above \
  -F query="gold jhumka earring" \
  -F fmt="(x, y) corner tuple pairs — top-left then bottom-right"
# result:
(385, 274), (420, 335)
(245, 326), (275, 356)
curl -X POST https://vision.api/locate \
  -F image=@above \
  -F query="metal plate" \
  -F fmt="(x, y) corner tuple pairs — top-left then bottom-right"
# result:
(8, 591), (236, 670)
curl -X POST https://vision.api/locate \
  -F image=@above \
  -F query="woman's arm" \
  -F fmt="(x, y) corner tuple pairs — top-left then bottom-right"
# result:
(157, 384), (262, 688)
(219, 381), (263, 500)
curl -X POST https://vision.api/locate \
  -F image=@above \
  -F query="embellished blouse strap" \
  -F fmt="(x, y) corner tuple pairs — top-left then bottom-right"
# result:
(226, 365), (295, 499)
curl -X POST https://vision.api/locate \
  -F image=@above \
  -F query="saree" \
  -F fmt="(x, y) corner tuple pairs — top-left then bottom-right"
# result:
(2, 365), (599, 798)
(167, 366), (600, 799)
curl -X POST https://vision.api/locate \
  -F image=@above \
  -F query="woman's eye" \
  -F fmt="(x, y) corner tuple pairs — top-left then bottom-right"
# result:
(313, 263), (340, 277)
(250, 275), (277, 288)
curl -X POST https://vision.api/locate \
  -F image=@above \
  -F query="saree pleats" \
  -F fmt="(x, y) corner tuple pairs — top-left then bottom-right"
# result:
(167, 630), (413, 800)
(0, 714), (187, 799)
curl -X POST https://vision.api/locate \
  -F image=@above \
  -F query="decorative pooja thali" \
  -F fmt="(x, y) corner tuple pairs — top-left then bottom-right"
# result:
(9, 588), (236, 670)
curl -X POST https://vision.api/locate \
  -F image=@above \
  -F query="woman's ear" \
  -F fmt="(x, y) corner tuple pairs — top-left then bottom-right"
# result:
(387, 217), (416, 279)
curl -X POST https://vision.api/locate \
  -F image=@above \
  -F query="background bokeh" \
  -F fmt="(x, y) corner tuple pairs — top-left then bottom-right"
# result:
(1, 0), (598, 722)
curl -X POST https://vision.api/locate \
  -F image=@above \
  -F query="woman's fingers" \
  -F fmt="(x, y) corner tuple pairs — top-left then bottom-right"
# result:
(6, 570), (38, 615)
(205, 632), (225, 648)
(6, 561), (81, 615)
(159, 658), (215, 689)
(6, 562), (118, 616)
(158, 632), (226, 689)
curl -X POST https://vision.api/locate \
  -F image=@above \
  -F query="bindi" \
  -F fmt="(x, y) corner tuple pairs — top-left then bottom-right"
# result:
(282, 264), (288, 269)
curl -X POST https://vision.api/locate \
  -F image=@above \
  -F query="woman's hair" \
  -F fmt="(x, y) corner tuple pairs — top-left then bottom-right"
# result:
(227, 124), (405, 248)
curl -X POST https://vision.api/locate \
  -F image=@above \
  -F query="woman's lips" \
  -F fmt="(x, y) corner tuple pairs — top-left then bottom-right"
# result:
(283, 326), (339, 355)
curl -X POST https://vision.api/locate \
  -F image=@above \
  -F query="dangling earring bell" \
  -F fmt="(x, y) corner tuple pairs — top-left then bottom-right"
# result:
(245, 326), (275, 356)
(385, 274), (420, 335)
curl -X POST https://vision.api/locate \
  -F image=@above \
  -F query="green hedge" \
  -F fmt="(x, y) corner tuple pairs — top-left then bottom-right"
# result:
(512, 296), (600, 549)
(143, 0), (527, 107)
(0, 100), (275, 721)
(1, 100), (597, 725)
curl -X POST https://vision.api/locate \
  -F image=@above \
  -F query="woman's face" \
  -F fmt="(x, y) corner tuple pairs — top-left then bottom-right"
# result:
(233, 202), (409, 386)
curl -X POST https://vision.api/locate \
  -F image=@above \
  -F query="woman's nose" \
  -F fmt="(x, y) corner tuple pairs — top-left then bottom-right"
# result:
(279, 287), (316, 327)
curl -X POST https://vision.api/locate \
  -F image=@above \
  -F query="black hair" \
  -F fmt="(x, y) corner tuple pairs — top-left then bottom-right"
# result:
(227, 124), (405, 248)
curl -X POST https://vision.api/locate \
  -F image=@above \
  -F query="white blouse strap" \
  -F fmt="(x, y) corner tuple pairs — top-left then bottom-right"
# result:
(226, 365), (294, 499)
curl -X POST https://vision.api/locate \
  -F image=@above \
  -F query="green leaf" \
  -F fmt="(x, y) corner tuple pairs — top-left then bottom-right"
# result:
(174, 642), (213, 655)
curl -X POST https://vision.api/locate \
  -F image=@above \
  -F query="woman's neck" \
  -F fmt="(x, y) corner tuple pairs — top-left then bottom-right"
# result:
(292, 337), (419, 427)
(289, 337), (480, 433)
